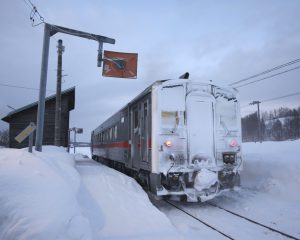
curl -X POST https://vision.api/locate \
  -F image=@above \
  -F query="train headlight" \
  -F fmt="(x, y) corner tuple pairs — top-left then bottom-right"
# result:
(164, 140), (172, 147)
(229, 139), (238, 148)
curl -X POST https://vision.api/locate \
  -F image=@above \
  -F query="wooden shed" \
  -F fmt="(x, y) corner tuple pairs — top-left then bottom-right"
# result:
(1, 87), (75, 148)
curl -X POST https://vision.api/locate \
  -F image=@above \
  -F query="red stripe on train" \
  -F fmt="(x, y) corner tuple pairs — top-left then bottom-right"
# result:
(93, 141), (130, 149)
(93, 138), (152, 149)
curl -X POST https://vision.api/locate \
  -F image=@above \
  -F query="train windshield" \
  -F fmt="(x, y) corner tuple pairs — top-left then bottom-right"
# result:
(160, 85), (185, 133)
(215, 97), (239, 135)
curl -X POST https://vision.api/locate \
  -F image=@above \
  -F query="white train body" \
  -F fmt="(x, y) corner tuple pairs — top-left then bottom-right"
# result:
(92, 79), (242, 202)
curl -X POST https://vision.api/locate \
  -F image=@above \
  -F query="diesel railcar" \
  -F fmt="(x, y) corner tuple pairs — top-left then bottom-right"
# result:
(91, 78), (242, 202)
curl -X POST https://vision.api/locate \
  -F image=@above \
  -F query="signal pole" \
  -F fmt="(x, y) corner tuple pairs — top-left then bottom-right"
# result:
(35, 23), (115, 151)
(54, 39), (64, 146)
(250, 100), (262, 142)
(35, 24), (51, 152)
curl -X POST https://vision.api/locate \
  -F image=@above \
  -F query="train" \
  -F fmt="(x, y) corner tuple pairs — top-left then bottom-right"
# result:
(91, 77), (242, 202)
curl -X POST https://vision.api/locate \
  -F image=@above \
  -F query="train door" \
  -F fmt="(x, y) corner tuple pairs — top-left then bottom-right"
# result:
(131, 104), (141, 169)
(186, 93), (215, 164)
(141, 100), (148, 162)
(140, 98), (151, 170)
(130, 97), (151, 170)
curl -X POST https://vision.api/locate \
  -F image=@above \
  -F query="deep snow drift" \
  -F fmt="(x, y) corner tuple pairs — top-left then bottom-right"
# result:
(241, 140), (300, 199)
(0, 146), (180, 240)
(216, 140), (300, 237)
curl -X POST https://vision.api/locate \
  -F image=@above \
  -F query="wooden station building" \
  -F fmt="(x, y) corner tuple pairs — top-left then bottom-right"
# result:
(1, 87), (75, 148)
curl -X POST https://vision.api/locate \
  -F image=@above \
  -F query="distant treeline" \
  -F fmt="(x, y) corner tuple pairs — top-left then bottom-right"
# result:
(242, 106), (300, 142)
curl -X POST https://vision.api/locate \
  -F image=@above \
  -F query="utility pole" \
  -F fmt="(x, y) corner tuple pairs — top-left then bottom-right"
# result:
(250, 100), (261, 142)
(54, 39), (64, 146)
(35, 23), (115, 151)
(35, 24), (51, 152)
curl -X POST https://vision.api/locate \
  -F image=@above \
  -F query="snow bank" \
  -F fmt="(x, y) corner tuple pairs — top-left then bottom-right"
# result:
(241, 140), (300, 199)
(0, 147), (180, 240)
(75, 155), (181, 240)
(0, 147), (93, 240)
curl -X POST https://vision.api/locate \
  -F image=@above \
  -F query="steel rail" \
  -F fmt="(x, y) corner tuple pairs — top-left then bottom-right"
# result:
(207, 202), (300, 240)
(165, 200), (234, 240)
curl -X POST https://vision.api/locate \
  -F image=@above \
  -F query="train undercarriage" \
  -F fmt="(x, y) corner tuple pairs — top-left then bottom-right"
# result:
(93, 155), (241, 202)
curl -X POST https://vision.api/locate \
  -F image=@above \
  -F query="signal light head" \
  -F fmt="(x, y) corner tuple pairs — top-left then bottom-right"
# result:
(164, 140), (172, 147)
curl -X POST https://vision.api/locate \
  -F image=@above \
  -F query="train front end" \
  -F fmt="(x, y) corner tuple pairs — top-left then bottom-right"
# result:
(151, 80), (242, 202)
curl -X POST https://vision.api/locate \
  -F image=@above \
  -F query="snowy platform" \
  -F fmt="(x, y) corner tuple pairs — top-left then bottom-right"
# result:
(0, 146), (180, 240)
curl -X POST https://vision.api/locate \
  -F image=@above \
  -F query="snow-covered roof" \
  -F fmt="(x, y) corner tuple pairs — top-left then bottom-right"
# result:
(1, 87), (75, 123)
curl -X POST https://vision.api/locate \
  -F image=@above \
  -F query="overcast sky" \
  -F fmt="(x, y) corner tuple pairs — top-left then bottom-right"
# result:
(0, 0), (300, 141)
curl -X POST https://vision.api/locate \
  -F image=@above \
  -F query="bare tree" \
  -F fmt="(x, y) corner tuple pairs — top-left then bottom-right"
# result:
(0, 129), (9, 147)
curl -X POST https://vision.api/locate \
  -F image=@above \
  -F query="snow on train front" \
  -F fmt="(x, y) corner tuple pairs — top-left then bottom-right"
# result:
(151, 80), (242, 202)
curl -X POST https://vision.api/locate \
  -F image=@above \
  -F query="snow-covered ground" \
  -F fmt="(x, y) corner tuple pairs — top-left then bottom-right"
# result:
(1, 140), (299, 239)
(0, 146), (180, 240)
(156, 140), (300, 239)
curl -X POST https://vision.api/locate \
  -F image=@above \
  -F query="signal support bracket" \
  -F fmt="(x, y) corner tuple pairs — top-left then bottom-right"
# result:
(35, 23), (115, 152)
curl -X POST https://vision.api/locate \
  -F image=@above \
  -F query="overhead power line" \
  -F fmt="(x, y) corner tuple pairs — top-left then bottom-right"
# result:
(261, 91), (300, 103)
(22, 0), (44, 27)
(230, 57), (300, 86)
(0, 82), (54, 92)
(234, 65), (300, 88)
(240, 91), (300, 108)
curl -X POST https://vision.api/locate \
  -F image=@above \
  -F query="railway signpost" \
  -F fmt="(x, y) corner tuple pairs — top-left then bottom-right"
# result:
(15, 122), (36, 153)
(102, 51), (138, 79)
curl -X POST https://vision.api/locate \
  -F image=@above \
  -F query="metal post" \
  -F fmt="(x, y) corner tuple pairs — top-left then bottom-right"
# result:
(54, 39), (64, 146)
(257, 102), (261, 142)
(28, 132), (34, 153)
(67, 129), (70, 152)
(97, 41), (103, 67)
(74, 129), (76, 154)
(35, 23), (51, 152)
(250, 101), (262, 142)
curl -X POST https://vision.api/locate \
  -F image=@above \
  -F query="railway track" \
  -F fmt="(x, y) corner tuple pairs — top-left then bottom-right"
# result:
(163, 199), (300, 240)
(206, 202), (300, 240)
(165, 199), (234, 240)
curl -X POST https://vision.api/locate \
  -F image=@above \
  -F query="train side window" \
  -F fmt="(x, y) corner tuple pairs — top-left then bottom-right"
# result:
(109, 128), (112, 140)
(134, 109), (139, 128)
(144, 102), (147, 116)
(114, 125), (118, 139)
(121, 117), (124, 123)
(112, 127), (114, 140)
